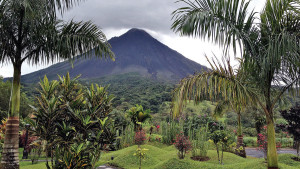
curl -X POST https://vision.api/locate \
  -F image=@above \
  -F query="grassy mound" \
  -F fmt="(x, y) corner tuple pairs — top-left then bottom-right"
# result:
(96, 143), (300, 169)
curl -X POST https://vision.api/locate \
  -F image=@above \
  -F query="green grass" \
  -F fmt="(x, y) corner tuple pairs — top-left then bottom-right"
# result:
(96, 143), (300, 169)
(16, 142), (300, 169)
(20, 161), (47, 169)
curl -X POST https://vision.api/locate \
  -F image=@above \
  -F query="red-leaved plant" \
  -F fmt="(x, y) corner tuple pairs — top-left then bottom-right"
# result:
(174, 132), (192, 159)
(135, 129), (146, 146)
(20, 131), (37, 153)
(257, 126), (281, 160)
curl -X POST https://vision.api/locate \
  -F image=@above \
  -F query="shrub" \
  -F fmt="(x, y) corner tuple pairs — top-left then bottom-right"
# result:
(31, 74), (116, 168)
(191, 126), (209, 158)
(161, 121), (182, 145)
(209, 130), (229, 164)
(119, 124), (135, 149)
(135, 130), (146, 145)
(243, 137), (257, 147)
(174, 132), (192, 159)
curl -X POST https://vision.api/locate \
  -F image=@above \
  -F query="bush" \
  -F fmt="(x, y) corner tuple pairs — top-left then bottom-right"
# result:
(174, 132), (192, 159)
(243, 128), (257, 137)
(161, 121), (182, 145)
(135, 130), (146, 145)
(119, 124), (135, 149)
(31, 74), (116, 168)
(243, 137), (257, 147)
(191, 126), (209, 158)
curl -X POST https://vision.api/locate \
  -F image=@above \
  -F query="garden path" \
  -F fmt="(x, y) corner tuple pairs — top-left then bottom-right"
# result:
(245, 148), (297, 158)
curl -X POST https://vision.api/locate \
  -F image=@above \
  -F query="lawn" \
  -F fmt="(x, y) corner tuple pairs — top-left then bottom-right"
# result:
(95, 143), (300, 169)
(17, 142), (300, 168)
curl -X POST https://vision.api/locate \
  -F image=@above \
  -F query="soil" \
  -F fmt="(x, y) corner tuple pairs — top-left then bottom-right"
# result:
(291, 157), (300, 162)
(190, 156), (210, 161)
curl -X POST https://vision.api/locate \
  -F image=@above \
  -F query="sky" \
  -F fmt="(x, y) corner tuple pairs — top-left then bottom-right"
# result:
(0, 0), (266, 78)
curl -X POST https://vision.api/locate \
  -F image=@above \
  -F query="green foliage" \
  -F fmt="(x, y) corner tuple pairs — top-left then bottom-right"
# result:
(0, 78), (32, 120)
(127, 104), (152, 131)
(31, 73), (116, 168)
(85, 73), (174, 113)
(133, 147), (149, 169)
(191, 126), (209, 158)
(161, 121), (183, 145)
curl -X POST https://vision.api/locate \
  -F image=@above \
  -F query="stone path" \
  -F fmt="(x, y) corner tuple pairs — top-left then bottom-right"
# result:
(245, 148), (297, 158)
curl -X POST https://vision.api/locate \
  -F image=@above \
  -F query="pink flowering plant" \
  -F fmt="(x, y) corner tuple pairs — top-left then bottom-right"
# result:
(174, 132), (192, 159)
(257, 126), (281, 160)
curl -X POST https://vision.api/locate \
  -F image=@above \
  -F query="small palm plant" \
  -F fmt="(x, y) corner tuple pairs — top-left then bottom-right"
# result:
(127, 105), (151, 131)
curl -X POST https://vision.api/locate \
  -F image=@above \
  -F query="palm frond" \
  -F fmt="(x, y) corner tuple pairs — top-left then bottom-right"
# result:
(172, 56), (257, 118)
(172, 0), (256, 54)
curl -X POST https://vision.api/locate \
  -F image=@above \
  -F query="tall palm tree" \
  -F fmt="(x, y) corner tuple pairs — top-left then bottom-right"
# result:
(172, 0), (300, 168)
(0, 0), (114, 168)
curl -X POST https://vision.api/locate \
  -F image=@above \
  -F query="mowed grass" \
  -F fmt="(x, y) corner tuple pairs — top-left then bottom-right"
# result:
(96, 143), (300, 169)
(18, 142), (300, 168)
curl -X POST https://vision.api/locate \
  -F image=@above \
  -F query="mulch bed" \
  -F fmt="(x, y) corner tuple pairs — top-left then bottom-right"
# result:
(190, 156), (210, 161)
(291, 157), (300, 162)
(107, 163), (125, 169)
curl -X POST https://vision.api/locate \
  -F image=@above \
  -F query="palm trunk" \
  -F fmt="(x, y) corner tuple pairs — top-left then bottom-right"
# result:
(236, 111), (246, 157)
(266, 113), (278, 169)
(237, 111), (243, 143)
(1, 65), (21, 169)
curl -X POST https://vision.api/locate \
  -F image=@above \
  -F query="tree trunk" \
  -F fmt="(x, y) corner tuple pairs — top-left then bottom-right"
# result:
(266, 113), (278, 169)
(237, 112), (242, 137)
(1, 65), (21, 169)
(236, 111), (246, 157)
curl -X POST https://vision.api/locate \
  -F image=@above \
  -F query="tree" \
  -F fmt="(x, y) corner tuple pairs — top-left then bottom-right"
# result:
(0, 78), (31, 121)
(0, 0), (114, 168)
(172, 0), (300, 168)
(126, 104), (152, 131)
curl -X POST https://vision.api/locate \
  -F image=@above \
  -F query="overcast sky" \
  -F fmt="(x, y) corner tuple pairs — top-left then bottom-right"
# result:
(0, 0), (266, 78)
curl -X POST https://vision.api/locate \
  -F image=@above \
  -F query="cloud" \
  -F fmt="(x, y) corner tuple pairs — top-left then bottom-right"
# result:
(63, 0), (180, 34)
(0, 0), (267, 77)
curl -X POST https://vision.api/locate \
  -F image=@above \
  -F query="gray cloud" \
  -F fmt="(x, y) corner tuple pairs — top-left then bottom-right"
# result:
(63, 0), (180, 34)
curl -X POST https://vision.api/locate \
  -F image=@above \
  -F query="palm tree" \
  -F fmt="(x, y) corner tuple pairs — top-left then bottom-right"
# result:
(0, 0), (114, 168)
(172, 0), (300, 168)
(127, 104), (152, 131)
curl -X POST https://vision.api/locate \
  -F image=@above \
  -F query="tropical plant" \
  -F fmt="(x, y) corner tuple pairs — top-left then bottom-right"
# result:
(133, 147), (148, 169)
(119, 123), (135, 149)
(214, 100), (246, 157)
(191, 125), (209, 159)
(30, 73), (116, 168)
(209, 130), (229, 164)
(161, 121), (182, 145)
(135, 130), (147, 146)
(127, 104), (152, 131)
(280, 106), (300, 159)
(174, 132), (192, 159)
(0, 0), (114, 167)
(172, 0), (300, 168)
